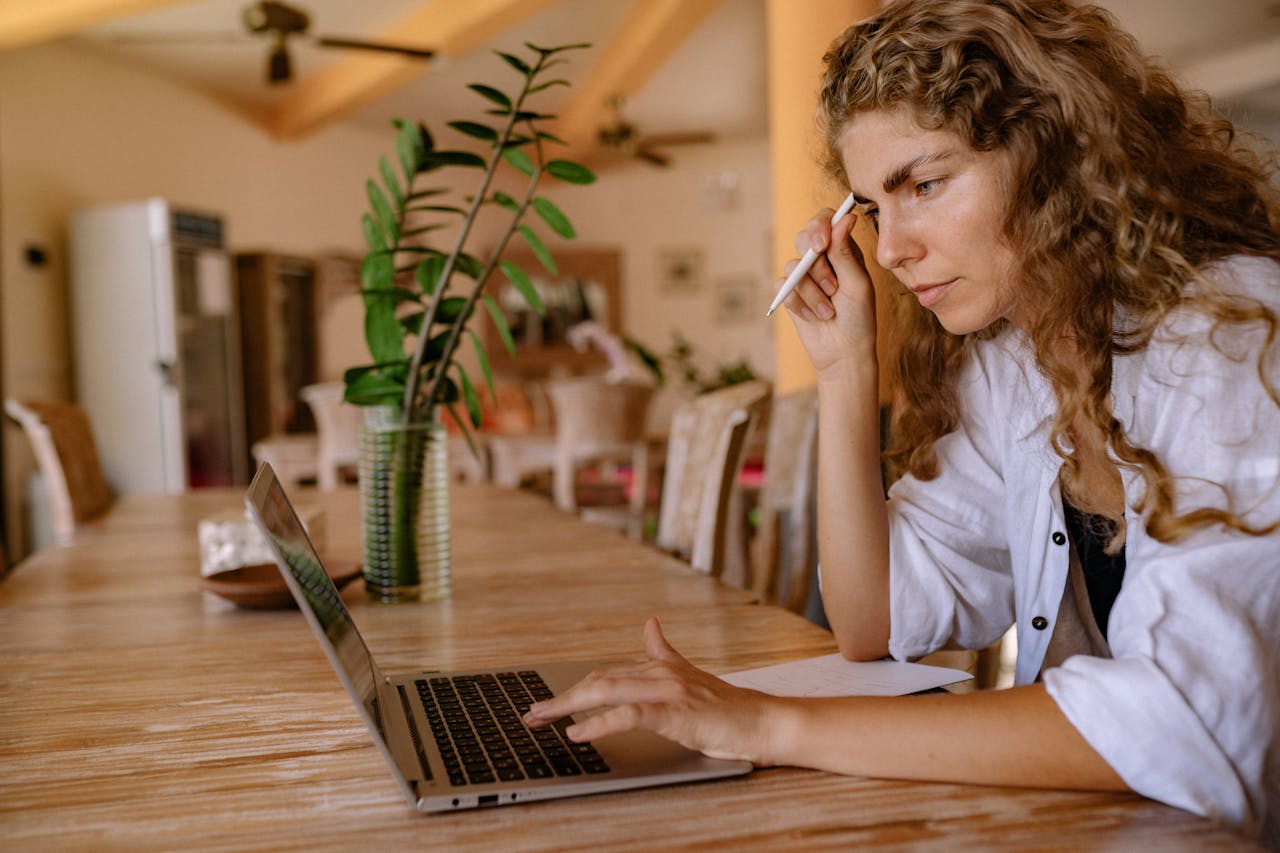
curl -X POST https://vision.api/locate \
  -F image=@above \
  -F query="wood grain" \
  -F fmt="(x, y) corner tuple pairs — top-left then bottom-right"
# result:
(0, 485), (1259, 851)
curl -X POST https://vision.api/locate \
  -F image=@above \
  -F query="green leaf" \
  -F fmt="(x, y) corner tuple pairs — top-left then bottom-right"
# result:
(344, 368), (406, 406)
(405, 188), (449, 201)
(481, 294), (516, 358)
(438, 375), (461, 404)
(400, 224), (448, 239)
(528, 79), (570, 95)
(536, 130), (567, 146)
(526, 41), (591, 56)
(468, 328), (496, 401)
(448, 120), (499, 142)
(532, 197), (575, 239)
(360, 251), (395, 291)
(518, 225), (557, 276)
(400, 310), (425, 336)
(366, 179), (399, 243)
(469, 83), (512, 110)
(496, 50), (531, 75)
(547, 159), (596, 185)
(436, 296), (470, 324)
(410, 204), (467, 216)
(456, 364), (483, 427)
(444, 402), (477, 452)
(415, 255), (446, 296)
(394, 121), (418, 181)
(417, 122), (435, 152)
(362, 213), (387, 252)
(500, 259), (545, 314)
(420, 150), (487, 171)
(490, 191), (519, 211)
(362, 293), (405, 364)
(455, 252), (485, 280)
(359, 285), (421, 306)
(502, 147), (535, 177)
(379, 155), (403, 210)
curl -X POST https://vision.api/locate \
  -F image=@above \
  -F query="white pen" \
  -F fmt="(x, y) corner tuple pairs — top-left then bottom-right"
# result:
(765, 192), (859, 317)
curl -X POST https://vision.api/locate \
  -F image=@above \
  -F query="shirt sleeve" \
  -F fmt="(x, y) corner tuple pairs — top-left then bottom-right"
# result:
(1045, 256), (1280, 840)
(885, 346), (1023, 660)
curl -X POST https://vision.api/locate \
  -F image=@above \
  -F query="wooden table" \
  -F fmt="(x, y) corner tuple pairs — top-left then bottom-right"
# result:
(0, 485), (1258, 851)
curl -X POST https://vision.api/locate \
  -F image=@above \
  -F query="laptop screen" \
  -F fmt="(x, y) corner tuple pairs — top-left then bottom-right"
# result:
(245, 465), (377, 710)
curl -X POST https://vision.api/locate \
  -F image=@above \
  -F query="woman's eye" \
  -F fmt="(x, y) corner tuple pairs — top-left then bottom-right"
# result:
(916, 179), (941, 196)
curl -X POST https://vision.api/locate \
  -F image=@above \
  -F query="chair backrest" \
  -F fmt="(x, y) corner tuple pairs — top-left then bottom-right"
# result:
(298, 382), (362, 490)
(749, 387), (819, 611)
(4, 398), (113, 546)
(546, 375), (654, 517)
(656, 381), (771, 576)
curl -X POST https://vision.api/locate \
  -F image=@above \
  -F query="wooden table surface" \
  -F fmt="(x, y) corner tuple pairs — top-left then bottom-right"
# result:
(0, 485), (1260, 851)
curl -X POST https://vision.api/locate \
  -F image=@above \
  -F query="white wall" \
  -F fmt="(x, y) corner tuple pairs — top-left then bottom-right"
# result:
(0, 41), (776, 557)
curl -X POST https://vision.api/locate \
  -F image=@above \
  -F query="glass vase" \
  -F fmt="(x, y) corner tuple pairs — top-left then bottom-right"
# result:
(358, 406), (451, 603)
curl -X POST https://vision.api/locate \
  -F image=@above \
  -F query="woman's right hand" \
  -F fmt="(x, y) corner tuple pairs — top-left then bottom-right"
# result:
(774, 207), (879, 377)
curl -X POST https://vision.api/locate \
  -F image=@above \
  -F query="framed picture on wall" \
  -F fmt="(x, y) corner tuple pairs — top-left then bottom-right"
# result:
(715, 274), (758, 324)
(658, 247), (704, 294)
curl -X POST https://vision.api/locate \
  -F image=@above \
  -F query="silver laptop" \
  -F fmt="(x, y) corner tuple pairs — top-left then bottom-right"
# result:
(245, 463), (752, 812)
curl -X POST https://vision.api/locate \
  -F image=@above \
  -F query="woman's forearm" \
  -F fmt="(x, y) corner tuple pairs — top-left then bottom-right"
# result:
(766, 683), (1127, 791)
(815, 359), (892, 660)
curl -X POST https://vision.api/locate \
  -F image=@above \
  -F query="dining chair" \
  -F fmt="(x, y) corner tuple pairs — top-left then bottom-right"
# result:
(748, 387), (820, 612)
(545, 375), (655, 539)
(298, 381), (363, 490)
(4, 397), (113, 547)
(655, 380), (771, 577)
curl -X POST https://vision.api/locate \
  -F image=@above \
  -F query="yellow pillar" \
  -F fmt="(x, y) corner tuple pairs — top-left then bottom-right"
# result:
(766, 0), (880, 394)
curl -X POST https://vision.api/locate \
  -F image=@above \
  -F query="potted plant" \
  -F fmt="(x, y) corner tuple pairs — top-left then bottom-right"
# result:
(343, 41), (595, 602)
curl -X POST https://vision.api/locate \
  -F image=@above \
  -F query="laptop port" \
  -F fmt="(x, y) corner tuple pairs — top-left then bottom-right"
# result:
(478, 794), (499, 807)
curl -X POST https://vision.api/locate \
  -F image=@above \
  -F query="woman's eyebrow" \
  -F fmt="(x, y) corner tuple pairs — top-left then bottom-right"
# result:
(852, 149), (959, 203)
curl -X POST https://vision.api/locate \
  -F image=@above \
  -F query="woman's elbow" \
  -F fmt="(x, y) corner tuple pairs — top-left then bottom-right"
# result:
(833, 631), (890, 662)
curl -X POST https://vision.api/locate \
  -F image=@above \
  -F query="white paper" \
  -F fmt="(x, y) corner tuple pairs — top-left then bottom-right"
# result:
(721, 654), (972, 698)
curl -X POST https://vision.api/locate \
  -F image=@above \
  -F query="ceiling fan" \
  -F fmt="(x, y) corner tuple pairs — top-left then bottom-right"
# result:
(596, 95), (715, 168)
(105, 1), (436, 85)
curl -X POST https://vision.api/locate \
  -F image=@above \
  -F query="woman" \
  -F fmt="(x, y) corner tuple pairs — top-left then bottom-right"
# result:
(524, 0), (1280, 842)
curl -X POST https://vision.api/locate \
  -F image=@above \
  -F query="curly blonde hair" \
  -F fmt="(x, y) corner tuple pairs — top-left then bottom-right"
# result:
(818, 0), (1280, 547)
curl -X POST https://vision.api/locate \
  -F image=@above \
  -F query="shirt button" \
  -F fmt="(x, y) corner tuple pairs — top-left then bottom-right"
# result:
(1032, 616), (1049, 630)
(1052, 531), (1066, 546)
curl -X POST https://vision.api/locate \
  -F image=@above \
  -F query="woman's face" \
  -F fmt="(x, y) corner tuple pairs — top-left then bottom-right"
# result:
(840, 108), (1026, 334)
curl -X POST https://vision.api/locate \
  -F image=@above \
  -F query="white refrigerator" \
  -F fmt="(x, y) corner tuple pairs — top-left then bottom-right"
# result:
(69, 198), (247, 493)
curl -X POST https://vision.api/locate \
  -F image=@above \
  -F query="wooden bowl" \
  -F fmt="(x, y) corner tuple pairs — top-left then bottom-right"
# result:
(201, 560), (362, 609)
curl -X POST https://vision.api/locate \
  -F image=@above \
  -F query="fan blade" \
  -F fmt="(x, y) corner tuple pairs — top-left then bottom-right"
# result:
(635, 148), (671, 168)
(640, 131), (715, 147)
(314, 36), (435, 60)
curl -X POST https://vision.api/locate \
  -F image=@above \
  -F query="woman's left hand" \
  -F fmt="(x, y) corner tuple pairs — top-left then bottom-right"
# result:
(522, 617), (785, 764)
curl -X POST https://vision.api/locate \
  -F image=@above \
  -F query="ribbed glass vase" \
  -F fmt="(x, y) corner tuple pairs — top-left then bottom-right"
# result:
(357, 406), (451, 603)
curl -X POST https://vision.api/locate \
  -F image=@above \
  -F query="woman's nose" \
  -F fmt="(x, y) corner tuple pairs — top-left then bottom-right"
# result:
(875, 213), (922, 270)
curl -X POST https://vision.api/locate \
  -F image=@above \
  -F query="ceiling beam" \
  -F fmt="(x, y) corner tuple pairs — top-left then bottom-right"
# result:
(551, 0), (724, 161)
(269, 0), (560, 140)
(0, 0), (187, 50)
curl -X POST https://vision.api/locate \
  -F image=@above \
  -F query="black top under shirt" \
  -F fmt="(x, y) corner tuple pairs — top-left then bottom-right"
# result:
(1061, 495), (1127, 636)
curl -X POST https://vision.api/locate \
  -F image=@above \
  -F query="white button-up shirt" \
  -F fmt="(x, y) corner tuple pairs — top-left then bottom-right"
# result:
(883, 256), (1280, 843)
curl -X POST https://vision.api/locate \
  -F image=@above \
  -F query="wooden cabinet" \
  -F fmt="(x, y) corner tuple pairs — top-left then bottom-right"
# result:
(235, 253), (318, 457)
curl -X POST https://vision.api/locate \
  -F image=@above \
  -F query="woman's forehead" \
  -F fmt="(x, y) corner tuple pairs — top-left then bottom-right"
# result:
(840, 111), (969, 187)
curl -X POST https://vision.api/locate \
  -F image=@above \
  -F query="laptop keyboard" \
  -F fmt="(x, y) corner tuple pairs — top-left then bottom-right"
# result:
(415, 671), (611, 786)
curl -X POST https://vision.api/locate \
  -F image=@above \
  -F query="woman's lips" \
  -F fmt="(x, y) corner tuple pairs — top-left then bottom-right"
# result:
(911, 279), (957, 309)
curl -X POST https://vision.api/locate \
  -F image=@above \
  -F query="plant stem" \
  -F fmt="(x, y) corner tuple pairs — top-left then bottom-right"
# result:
(399, 54), (551, 425)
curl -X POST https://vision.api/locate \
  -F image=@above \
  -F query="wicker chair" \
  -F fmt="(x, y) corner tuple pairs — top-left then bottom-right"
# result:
(546, 376), (655, 539)
(4, 398), (113, 546)
(655, 381), (771, 577)
(748, 387), (820, 612)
